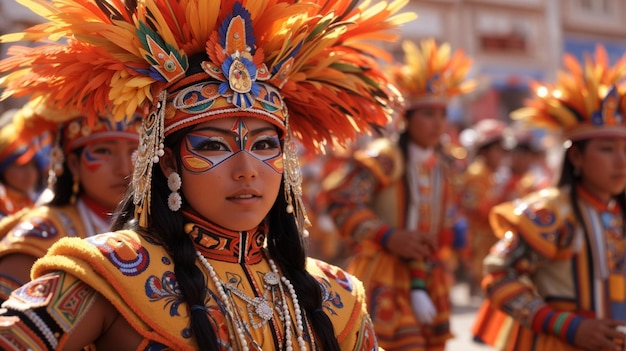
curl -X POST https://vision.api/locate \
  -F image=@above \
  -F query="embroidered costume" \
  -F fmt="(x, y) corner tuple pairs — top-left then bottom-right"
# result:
(0, 200), (109, 301)
(472, 186), (626, 350)
(0, 0), (413, 349)
(461, 159), (508, 287)
(0, 113), (139, 302)
(0, 215), (377, 351)
(472, 45), (626, 351)
(459, 119), (515, 290)
(328, 39), (474, 351)
(328, 139), (456, 350)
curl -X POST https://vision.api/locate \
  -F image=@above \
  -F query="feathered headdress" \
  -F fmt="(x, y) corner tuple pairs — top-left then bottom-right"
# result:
(1, 98), (141, 190)
(0, 99), (55, 173)
(387, 38), (475, 109)
(0, 0), (415, 228)
(512, 45), (626, 141)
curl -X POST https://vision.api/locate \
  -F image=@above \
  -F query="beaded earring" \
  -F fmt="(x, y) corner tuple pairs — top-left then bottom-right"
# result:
(47, 130), (65, 190)
(70, 175), (80, 205)
(167, 172), (182, 212)
(282, 116), (311, 237)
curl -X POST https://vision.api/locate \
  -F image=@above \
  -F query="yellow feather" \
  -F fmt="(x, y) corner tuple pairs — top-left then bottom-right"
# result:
(15, 0), (57, 18)
(193, 0), (219, 45)
(143, 0), (177, 48)
(545, 102), (578, 129)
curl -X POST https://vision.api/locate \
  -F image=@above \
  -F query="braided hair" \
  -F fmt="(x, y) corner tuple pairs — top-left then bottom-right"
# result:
(112, 126), (340, 350)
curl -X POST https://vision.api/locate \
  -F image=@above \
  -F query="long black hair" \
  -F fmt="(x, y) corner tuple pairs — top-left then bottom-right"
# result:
(111, 126), (340, 350)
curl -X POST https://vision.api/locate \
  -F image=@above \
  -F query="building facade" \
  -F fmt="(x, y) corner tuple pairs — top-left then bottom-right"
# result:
(398, 0), (626, 126)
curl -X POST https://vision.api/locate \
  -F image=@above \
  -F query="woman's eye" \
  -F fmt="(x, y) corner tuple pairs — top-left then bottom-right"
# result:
(597, 144), (615, 152)
(92, 147), (112, 155)
(252, 137), (280, 151)
(195, 140), (229, 152)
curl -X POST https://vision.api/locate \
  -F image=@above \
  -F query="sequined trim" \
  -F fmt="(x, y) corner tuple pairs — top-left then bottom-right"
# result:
(0, 316), (49, 351)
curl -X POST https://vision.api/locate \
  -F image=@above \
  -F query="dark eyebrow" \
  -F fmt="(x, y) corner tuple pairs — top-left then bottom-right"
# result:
(190, 126), (230, 135)
(190, 126), (278, 137)
(250, 127), (278, 137)
(88, 140), (118, 146)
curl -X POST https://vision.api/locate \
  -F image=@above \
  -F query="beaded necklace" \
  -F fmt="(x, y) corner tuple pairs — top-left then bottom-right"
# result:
(196, 251), (308, 351)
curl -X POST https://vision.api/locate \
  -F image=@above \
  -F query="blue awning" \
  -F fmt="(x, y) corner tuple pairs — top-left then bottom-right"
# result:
(564, 37), (626, 64)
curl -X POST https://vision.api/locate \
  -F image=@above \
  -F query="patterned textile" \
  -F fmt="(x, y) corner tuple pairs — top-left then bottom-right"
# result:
(460, 160), (514, 283)
(328, 139), (456, 351)
(0, 272), (98, 350)
(472, 186), (626, 350)
(0, 205), (87, 302)
(0, 224), (378, 350)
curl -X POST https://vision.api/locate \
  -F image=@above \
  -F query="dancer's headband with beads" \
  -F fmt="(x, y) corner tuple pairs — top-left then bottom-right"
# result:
(47, 114), (141, 190)
(387, 39), (475, 110)
(512, 45), (626, 142)
(5, 99), (142, 188)
(61, 115), (141, 154)
(0, 0), (415, 229)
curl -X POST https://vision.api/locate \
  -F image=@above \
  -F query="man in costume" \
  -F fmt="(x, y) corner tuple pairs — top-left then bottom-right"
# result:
(327, 39), (474, 351)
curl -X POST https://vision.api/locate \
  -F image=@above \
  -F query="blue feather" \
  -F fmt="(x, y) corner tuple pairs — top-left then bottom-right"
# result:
(218, 1), (257, 53)
(272, 41), (303, 75)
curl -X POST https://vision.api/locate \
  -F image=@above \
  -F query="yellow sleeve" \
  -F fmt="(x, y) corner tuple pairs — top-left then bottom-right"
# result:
(488, 187), (577, 260)
(306, 258), (380, 350)
(0, 271), (98, 350)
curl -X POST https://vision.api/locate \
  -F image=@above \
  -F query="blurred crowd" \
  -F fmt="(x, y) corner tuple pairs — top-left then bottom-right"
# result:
(0, 1), (624, 350)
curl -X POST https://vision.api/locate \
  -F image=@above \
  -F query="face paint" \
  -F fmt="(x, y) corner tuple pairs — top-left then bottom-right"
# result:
(82, 144), (109, 171)
(74, 139), (137, 210)
(179, 117), (284, 231)
(181, 118), (283, 174)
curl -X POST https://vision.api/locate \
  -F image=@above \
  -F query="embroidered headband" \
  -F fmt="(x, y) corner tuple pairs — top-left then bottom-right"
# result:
(60, 115), (141, 154)
(19, 103), (142, 189)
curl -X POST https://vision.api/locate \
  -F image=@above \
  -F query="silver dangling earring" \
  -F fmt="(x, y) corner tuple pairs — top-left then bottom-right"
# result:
(167, 172), (182, 212)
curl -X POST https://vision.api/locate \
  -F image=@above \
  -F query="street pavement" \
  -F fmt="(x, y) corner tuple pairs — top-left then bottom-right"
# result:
(446, 283), (496, 351)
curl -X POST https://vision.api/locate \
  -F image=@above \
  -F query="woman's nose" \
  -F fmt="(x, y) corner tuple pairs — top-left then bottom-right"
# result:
(231, 151), (259, 180)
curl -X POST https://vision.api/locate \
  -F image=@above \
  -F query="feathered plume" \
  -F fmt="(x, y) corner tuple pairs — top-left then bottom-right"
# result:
(387, 38), (475, 109)
(0, 0), (416, 151)
(511, 44), (626, 140)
